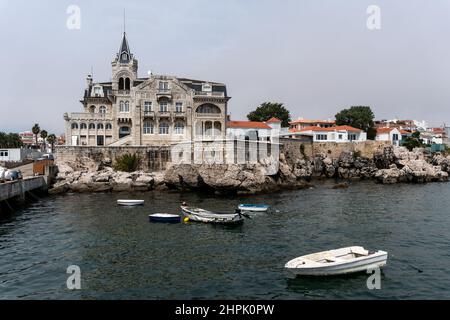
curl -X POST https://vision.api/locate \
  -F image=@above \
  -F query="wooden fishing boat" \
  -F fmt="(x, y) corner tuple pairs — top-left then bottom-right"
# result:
(117, 199), (145, 206)
(285, 246), (388, 276)
(238, 204), (269, 212)
(180, 206), (245, 225)
(149, 213), (181, 223)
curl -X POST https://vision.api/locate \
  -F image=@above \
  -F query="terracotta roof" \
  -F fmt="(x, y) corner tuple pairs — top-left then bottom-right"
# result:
(290, 119), (336, 125)
(294, 125), (362, 133)
(376, 127), (398, 134)
(227, 121), (272, 129)
(400, 130), (411, 134)
(266, 117), (282, 123)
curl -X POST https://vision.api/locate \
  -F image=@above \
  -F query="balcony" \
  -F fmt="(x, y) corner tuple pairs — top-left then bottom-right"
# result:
(143, 111), (155, 118)
(174, 111), (186, 118)
(194, 91), (225, 97)
(158, 111), (171, 118)
(69, 113), (112, 121)
(195, 113), (223, 118)
(117, 90), (131, 95)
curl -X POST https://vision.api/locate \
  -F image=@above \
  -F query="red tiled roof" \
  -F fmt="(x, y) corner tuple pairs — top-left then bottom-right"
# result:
(376, 127), (397, 134)
(293, 125), (362, 133)
(227, 121), (272, 129)
(290, 119), (336, 125)
(266, 117), (282, 123)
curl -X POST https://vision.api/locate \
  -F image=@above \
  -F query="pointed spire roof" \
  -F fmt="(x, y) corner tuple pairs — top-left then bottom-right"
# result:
(118, 32), (132, 63)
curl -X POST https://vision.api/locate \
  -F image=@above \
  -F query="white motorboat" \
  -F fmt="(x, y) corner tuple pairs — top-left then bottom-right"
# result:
(285, 246), (388, 276)
(238, 204), (270, 212)
(117, 199), (145, 206)
(181, 206), (245, 225)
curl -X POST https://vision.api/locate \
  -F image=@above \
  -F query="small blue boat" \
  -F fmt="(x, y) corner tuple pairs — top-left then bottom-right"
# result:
(238, 204), (270, 212)
(149, 213), (181, 223)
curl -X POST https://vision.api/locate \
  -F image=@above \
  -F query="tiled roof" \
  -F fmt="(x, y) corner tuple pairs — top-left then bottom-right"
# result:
(227, 121), (272, 129)
(376, 127), (397, 134)
(290, 119), (336, 125)
(266, 117), (282, 123)
(294, 125), (362, 133)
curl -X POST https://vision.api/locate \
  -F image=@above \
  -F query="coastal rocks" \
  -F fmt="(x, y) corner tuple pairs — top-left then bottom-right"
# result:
(375, 160), (448, 184)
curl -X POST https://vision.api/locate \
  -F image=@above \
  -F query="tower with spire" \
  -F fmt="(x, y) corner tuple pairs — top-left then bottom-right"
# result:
(112, 32), (138, 93)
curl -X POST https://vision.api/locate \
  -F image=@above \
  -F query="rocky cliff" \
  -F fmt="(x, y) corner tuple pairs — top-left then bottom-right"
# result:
(50, 146), (450, 195)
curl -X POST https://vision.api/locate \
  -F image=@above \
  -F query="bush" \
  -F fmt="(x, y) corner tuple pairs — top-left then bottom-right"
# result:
(114, 153), (141, 172)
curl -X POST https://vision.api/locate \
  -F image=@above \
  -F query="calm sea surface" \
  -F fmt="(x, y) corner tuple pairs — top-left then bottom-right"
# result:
(1, 180), (450, 299)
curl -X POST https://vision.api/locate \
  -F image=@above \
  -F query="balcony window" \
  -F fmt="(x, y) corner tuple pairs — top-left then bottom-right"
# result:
(143, 122), (154, 134)
(175, 102), (183, 113)
(159, 123), (169, 135)
(159, 81), (169, 90)
(160, 101), (168, 112)
(144, 101), (152, 113)
(175, 122), (185, 135)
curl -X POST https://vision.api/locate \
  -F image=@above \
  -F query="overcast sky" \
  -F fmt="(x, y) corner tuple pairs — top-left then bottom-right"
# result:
(1, 0), (450, 134)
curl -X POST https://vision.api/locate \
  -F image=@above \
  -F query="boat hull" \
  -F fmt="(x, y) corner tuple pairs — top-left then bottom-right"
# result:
(181, 207), (244, 225)
(117, 200), (145, 206)
(238, 205), (269, 212)
(285, 248), (388, 276)
(149, 214), (181, 223)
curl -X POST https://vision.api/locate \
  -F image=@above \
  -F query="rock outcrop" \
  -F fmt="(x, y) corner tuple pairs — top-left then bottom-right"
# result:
(49, 146), (450, 195)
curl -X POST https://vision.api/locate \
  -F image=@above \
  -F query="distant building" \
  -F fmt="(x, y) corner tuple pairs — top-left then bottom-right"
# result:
(293, 125), (367, 143)
(0, 148), (33, 162)
(289, 118), (335, 132)
(375, 128), (402, 146)
(226, 121), (273, 141)
(19, 131), (35, 146)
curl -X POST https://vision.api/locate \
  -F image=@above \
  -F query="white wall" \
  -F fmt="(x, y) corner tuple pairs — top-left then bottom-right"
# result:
(0, 149), (23, 162)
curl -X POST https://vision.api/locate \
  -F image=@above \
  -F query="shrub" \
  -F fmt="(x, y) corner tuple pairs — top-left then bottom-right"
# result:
(114, 153), (141, 172)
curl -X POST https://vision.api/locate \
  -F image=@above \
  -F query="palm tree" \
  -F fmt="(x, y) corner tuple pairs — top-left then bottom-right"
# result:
(40, 130), (48, 152)
(32, 123), (40, 148)
(46, 134), (56, 153)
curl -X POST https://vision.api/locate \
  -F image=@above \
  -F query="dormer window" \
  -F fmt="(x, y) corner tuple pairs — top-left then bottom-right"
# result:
(121, 53), (129, 61)
(202, 83), (212, 92)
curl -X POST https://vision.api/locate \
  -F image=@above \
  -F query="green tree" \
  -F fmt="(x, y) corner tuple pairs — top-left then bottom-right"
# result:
(402, 131), (425, 151)
(335, 106), (377, 140)
(247, 102), (291, 127)
(46, 134), (57, 153)
(0, 132), (23, 148)
(32, 123), (40, 147)
(114, 153), (141, 172)
(40, 130), (48, 151)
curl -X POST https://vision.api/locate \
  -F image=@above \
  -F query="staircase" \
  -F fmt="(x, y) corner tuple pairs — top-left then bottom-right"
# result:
(108, 135), (133, 147)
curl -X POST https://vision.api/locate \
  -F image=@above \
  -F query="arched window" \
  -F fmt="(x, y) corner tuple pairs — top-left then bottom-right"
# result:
(105, 123), (112, 130)
(80, 123), (87, 130)
(121, 53), (128, 61)
(159, 122), (169, 135)
(143, 122), (154, 134)
(196, 104), (221, 114)
(71, 123), (79, 130)
(119, 78), (124, 90)
(125, 78), (131, 91)
(97, 123), (104, 130)
(89, 123), (96, 130)
(99, 106), (106, 114)
(175, 122), (185, 135)
(119, 101), (129, 113)
(89, 105), (96, 113)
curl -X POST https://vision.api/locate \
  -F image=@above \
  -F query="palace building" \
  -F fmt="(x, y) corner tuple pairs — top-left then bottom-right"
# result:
(64, 32), (230, 146)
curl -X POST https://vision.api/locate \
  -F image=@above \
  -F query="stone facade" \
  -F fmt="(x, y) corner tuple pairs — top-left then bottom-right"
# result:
(64, 33), (229, 147)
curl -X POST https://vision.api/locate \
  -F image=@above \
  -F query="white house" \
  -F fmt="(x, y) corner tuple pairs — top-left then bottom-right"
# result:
(0, 148), (33, 162)
(226, 121), (272, 140)
(375, 128), (402, 146)
(293, 125), (367, 143)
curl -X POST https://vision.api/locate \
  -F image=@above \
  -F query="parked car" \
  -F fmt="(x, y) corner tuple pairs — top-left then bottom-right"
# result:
(0, 168), (22, 182)
(36, 154), (54, 161)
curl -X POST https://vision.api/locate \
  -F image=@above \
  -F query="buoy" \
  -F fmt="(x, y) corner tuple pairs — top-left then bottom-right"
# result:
(183, 217), (190, 223)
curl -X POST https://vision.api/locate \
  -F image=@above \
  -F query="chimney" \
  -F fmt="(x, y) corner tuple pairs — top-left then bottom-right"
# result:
(86, 74), (93, 87)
